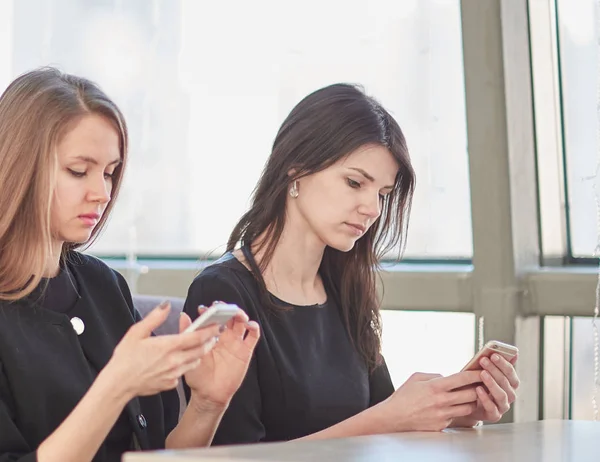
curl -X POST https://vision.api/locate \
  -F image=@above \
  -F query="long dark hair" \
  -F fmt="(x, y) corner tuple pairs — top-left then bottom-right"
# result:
(227, 83), (415, 372)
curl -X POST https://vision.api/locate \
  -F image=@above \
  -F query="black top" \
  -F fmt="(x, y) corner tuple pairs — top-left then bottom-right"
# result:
(39, 265), (133, 460)
(183, 253), (394, 445)
(0, 252), (179, 462)
(39, 264), (79, 313)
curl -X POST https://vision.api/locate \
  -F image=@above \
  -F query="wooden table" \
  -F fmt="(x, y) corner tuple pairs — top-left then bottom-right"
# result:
(123, 420), (600, 462)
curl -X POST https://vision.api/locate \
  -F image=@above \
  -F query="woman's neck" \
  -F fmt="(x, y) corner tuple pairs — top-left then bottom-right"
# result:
(44, 241), (63, 277)
(253, 222), (327, 305)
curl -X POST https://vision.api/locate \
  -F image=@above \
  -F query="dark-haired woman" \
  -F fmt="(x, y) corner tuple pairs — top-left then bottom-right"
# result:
(183, 84), (520, 444)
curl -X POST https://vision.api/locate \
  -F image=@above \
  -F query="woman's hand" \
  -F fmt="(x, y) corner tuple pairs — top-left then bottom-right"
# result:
(104, 302), (221, 400)
(380, 371), (482, 432)
(181, 307), (260, 410)
(451, 354), (520, 427)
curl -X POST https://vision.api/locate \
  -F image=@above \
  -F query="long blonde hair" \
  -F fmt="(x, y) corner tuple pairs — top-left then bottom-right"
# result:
(0, 67), (128, 301)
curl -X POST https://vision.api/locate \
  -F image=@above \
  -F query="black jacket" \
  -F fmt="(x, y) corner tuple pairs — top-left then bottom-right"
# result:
(0, 252), (179, 462)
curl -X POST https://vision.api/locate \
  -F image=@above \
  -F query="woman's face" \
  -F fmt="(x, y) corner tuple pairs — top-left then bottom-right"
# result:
(51, 114), (121, 245)
(290, 144), (399, 252)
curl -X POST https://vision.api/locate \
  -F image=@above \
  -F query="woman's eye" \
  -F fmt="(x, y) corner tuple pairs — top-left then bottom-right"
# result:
(347, 178), (361, 189)
(68, 169), (85, 178)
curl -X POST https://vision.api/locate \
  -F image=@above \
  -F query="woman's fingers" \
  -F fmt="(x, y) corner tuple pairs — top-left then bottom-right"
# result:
(480, 357), (517, 404)
(243, 321), (261, 350)
(480, 370), (510, 414)
(476, 386), (502, 422)
(490, 354), (520, 390)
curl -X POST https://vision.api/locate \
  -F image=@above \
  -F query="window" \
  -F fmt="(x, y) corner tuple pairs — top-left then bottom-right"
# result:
(555, 0), (598, 258)
(381, 310), (475, 386)
(570, 317), (600, 420)
(2, 0), (472, 258)
(541, 316), (600, 421)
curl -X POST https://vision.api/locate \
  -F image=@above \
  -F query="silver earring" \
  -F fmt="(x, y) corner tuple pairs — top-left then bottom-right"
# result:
(289, 180), (299, 198)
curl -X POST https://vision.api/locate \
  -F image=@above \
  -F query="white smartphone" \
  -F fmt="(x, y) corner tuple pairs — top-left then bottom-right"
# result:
(461, 340), (518, 371)
(183, 302), (240, 333)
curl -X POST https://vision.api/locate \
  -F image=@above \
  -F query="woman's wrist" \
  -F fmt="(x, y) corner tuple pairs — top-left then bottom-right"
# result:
(188, 392), (228, 417)
(98, 359), (137, 404)
(166, 392), (228, 449)
(365, 399), (402, 433)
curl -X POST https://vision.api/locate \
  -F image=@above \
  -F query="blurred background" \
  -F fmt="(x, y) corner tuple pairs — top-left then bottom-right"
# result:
(1, 0), (598, 422)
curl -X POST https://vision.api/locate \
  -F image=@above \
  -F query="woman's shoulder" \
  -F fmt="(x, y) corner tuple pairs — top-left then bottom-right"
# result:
(0, 252), (122, 311)
(193, 251), (254, 286)
(186, 252), (261, 315)
(66, 251), (130, 295)
(66, 251), (116, 277)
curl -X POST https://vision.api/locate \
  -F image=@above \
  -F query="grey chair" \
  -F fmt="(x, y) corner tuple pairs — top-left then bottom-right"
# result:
(132, 294), (187, 420)
(131, 294), (185, 335)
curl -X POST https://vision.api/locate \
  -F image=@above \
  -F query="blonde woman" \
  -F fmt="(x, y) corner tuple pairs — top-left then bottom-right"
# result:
(0, 68), (260, 462)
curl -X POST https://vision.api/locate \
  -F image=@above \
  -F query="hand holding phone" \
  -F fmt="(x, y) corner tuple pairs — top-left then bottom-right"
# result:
(461, 340), (518, 371)
(450, 340), (520, 426)
(183, 302), (240, 334)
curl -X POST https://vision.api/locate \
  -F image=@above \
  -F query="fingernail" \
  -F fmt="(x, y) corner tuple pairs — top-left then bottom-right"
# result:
(158, 301), (170, 310)
(481, 358), (490, 366)
(492, 354), (500, 362)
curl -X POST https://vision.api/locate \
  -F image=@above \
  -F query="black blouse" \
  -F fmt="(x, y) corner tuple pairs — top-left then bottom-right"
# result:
(0, 252), (179, 462)
(40, 264), (133, 460)
(183, 253), (394, 445)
